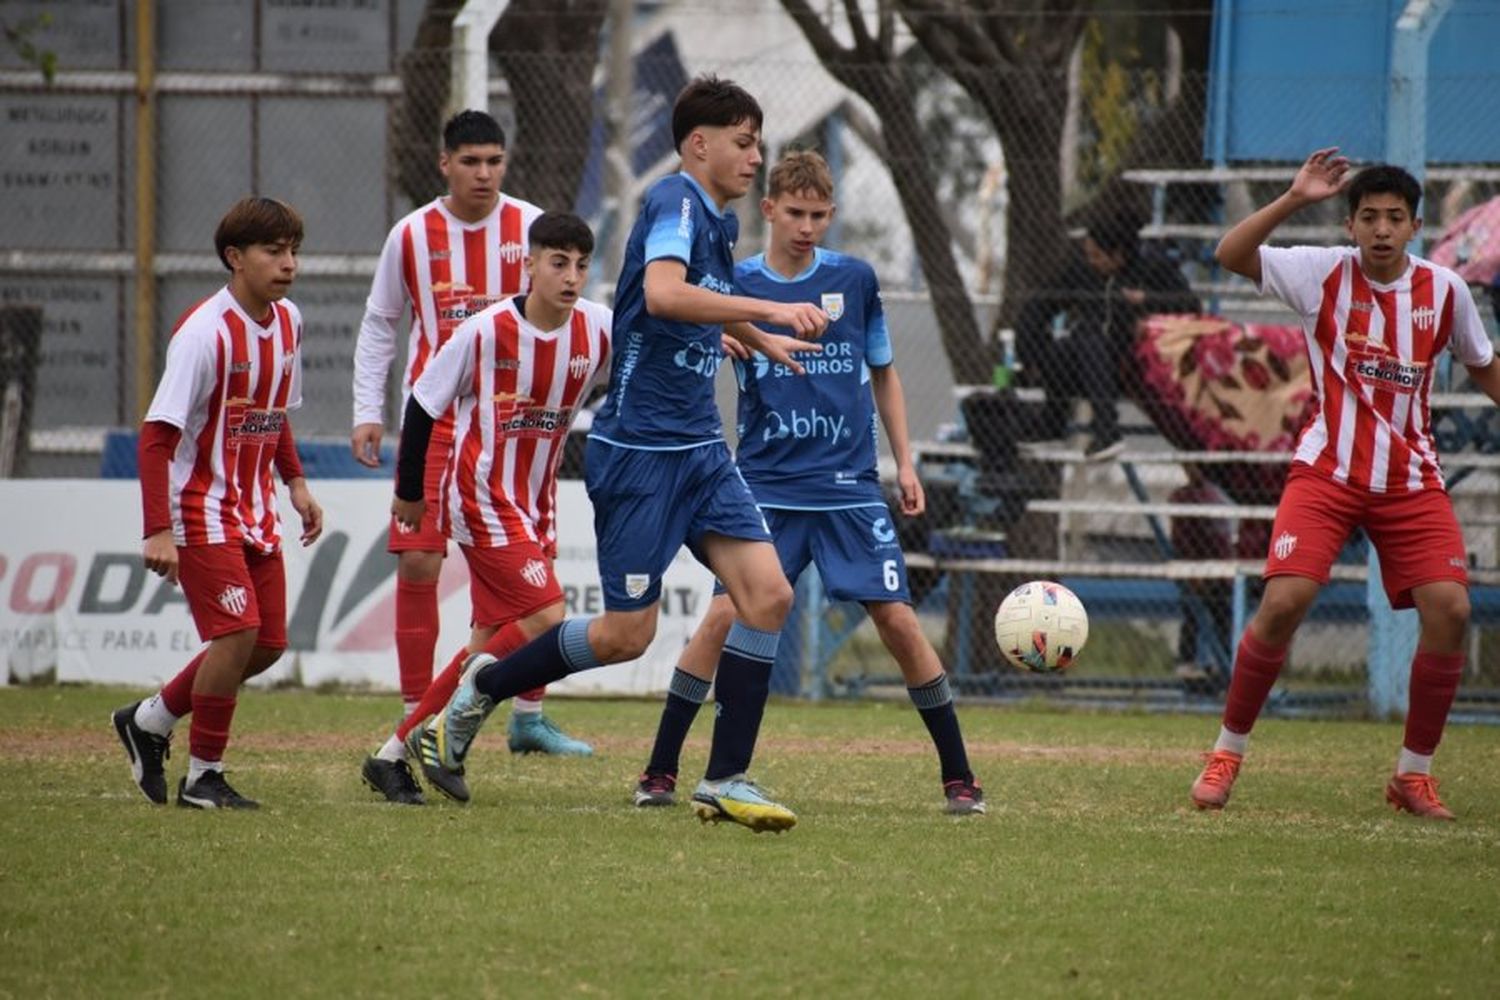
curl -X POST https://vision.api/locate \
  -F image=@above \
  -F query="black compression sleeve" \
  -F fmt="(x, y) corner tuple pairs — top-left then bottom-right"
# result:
(395, 396), (435, 502)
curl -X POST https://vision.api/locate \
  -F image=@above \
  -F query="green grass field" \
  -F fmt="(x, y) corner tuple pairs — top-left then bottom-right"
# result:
(3, 686), (1498, 998)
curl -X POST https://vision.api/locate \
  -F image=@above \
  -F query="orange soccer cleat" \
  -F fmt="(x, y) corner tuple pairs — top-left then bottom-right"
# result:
(1190, 749), (1243, 810)
(1385, 772), (1456, 821)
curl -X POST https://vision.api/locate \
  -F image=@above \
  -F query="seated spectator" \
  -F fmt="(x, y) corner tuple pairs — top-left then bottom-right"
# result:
(1016, 213), (1200, 460)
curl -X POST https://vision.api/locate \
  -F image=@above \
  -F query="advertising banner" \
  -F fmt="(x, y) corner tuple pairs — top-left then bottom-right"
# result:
(0, 480), (713, 695)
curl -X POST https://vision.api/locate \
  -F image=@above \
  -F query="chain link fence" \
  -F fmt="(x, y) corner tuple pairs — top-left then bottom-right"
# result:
(3, 0), (1500, 707)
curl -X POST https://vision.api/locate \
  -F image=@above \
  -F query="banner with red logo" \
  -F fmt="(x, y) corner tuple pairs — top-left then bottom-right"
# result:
(0, 480), (714, 694)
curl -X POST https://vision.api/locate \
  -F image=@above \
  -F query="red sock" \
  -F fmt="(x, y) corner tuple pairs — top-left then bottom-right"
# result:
(393, 623), (530, 741)
(1404, 651), (1465, 755)
(395, 578), (440, 707)
(517, 686), (546, 702)
(1221, 631), (1288, 735)
(396, 648), (466, 741)
(160, 651), (207, 717)
(189, 693), (237, 762)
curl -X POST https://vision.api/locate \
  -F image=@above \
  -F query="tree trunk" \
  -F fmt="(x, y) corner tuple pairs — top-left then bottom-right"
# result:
(492, 0), (609, 210)
(392, 0), (607, 211)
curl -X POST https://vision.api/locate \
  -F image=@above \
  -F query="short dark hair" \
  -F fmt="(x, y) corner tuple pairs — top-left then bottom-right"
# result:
(214, 197), (303, 270)
(443, 109), (506, 151)
(1086, 213), (1141, 258)
(528, 212), (594, 256)
(671, 75), (762, 151)
(1346, 164), (1422, 217)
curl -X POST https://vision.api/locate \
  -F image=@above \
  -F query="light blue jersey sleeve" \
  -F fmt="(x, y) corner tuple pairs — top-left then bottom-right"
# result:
(862, 263), (893, 367)
(642, 179), (696, 265)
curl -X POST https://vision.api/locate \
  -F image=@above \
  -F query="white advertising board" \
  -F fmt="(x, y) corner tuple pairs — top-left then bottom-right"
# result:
(0, 480), (713, 695)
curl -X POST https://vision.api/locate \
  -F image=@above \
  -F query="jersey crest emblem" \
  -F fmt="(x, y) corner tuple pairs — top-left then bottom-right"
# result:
(568, 354), (592, 380)
(624, 574), (650, 599)
(520, 558), (550, 589)
(821, 293), (845, 322)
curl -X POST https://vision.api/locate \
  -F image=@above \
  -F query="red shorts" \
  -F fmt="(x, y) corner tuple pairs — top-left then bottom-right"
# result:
(388, 427), (454, 555)
(177, 543), (287, 646)
(459, 541), (563, 628)
(1265, 465), (1469, 609)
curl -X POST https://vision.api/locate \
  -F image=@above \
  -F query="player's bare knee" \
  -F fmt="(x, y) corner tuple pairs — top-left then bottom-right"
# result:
(397, 549), (443, 583)
(593, 615), (655, 662)
(1419, 591), (1470, 641)
(529, 601), (566, 631)
(244, 644), (283, 679)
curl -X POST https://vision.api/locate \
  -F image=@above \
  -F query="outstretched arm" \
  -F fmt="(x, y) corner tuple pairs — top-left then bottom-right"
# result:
(1215, 147), (1351, 284)
(871, 364), (924, 516)
(644, 260), (829, 337)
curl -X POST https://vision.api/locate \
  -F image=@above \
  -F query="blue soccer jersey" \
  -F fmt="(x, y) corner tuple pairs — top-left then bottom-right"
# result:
(590, 172), (740, 450)
(732, 248), (892, 509)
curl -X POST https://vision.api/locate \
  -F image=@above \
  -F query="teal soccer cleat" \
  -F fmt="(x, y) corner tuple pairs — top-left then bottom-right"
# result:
(508, 713), (594, 756)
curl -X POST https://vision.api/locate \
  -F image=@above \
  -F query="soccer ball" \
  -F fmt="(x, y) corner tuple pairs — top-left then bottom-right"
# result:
(993, 580), (1088, 673)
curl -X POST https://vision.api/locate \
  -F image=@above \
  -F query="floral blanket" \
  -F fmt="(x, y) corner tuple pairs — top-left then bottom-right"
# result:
(1132, 315), (1317, 513)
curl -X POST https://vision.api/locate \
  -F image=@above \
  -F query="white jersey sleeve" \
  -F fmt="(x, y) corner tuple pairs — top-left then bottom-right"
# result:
(1257, 245), (1349, 316)
(1444, 276), (1495, 367)
(412, 313), (479, 419)
(352, 223), (409, 426)
(283, 300), (305, 411)
(145, 323), (217, 430)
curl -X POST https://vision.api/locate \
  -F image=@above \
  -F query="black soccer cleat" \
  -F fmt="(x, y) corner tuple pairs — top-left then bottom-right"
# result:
(632, 771), (677, 807)
(177, 771), (259, 810)
(112, 701), (171, 805)
(943, 776), (987, 816)
(361, 755), (425, 805)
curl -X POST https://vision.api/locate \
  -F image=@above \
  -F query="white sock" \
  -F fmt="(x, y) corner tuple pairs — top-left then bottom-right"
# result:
(186, 756), (223, 784)
(402, 699), (423, 721)
(134, 694), (179, 737)
(1213, 726), (1249, 756)
(1396, 747), (1433, 776)
(512, 697), (543, 716)
(376, 734), (406, 762)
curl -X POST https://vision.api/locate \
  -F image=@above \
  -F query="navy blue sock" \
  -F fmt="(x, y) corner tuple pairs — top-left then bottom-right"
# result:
(473, 618), (601, 702)
(644, 668), (711, 776)
(909, 674), (973, 783)
(704, 621), (778, 781)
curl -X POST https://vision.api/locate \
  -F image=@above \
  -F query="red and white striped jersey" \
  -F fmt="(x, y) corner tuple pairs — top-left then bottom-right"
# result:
(1260, 246), (1493, 494)
(353, 195), (543, 428)
(146, 286), (303, 552)
(412, 296), (612, 550)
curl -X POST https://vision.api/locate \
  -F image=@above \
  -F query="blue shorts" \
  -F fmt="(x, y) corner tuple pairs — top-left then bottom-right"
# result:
(586, 439), (772, 610)
(713, 504), (912, 605)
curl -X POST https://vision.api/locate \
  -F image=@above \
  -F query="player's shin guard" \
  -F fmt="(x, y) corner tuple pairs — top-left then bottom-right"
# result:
(908, 673), (973, 783)
(159, 650), (206, 718)
(704, 622), (778, 781)
(188, 693), (236, 763)
(395, 578), (440, 716)
(1404, 651), (1465, 756)
(472, 618), (600, 702)
(1220, 630), (1288, 736)
(646, 668), (712, 776)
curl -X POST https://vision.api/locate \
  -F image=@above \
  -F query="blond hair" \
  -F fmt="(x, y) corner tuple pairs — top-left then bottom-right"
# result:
(767, 149), (834, 201)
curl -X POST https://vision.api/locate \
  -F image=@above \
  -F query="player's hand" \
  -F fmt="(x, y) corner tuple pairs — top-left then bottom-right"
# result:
(1121, 287), (1146, 307)
(757, 332), (823, 376)
(897, 464), (926, 517)
(720, 333), (752, 360)
(768, 301), (830, 339)
(288, 478), (323, 546)
(391, 496), (425, 532)
(352, 422), (384, 468)
(1289, 147), (1351, 205)
(142, 530), (179, 585)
